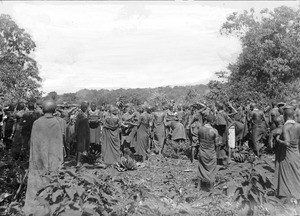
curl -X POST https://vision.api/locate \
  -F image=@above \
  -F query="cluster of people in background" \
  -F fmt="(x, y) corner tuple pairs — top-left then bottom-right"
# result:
(1, 97), (300, 215)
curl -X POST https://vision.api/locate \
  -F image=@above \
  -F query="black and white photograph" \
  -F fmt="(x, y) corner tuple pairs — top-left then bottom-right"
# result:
(1, 0), (300, 215)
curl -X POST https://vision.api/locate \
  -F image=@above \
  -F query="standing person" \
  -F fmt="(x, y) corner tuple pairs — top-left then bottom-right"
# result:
(121, 105), (135, 153)
(2, 105), (14, 150)
(197, 114), (218, 191)
(11, 102), (26, 160)
(152, 106), (166, 155)
(248, 103), (269, 156)
(271, 115), (284, 190)
(102, 107), (121, 165)
(75, 102), (90, 167)
(23, 100), (64, 216)
(129, 107), (140, 152)
(215, 102), (231, 165)
(275, 106), (300, 203)
(66, 106), (78, 157)
(189, 107), (202, 163)
(133, 107), (151, 161)
(231, 106), (246, 148)
(269, 101), (280, 129)
(88, 102), (101, 151)
(176, 105), (186, 125)
(20, 101), (41, 157)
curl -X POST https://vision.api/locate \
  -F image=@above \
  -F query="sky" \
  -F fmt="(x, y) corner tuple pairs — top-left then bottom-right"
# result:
(0, 1), (299, 94)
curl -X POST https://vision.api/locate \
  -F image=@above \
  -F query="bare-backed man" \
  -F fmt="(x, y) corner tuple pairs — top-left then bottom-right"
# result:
(249, 103), (269, 156)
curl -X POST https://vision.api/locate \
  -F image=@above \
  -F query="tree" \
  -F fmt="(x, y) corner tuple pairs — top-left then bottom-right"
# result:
(46, 91), (58, 101)
(148, 91), (169, 107)
(0, 14), (42, 103)
(59, 93), (77, 104)
(216, 6), (300, 104)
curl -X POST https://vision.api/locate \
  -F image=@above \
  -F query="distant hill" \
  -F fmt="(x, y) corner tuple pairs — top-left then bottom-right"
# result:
(53, 84), (208, 106)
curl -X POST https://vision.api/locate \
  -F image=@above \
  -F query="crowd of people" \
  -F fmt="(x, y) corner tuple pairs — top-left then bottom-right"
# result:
(1, 97), (300, 215)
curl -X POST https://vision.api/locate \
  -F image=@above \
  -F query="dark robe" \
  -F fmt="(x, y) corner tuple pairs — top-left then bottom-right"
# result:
(3, 113), (14, 149)
(130, 111), (140, 149)
(273, 126), (283, 189)
(232, 110), (246, 143)
(23, 113), (64, 216)
(11, 110), (25, 159)
(102, 114), (121, 164)
(215, 110), (229, 160)
(21, 110), (40, 151)
(75, 111), (90, 153)
(152, 111), (166, 152)
(198, 124), (218, 184)
(135, 112), (151, 157)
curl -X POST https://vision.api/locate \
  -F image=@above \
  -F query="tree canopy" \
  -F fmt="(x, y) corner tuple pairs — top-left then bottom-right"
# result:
(206, 6), (300, 106)
(0, 14), (42, 103)
(52, 84), (208, 107)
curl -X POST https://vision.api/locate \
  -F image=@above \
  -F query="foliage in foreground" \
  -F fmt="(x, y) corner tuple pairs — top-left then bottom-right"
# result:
(35, 165), (155, 216)
(1, 143), (299, 216)
(0, 149), (28, 215)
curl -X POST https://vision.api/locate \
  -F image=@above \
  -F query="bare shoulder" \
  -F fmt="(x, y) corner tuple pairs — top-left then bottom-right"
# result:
(209, 127), (218, 136)
(295, 122), (300, 131)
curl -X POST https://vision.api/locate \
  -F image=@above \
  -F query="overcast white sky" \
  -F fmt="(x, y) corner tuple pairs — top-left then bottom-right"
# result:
(0, 1), (298, 94)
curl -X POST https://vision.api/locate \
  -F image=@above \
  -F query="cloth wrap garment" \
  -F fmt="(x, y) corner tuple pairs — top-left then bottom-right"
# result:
(250, 121), (267, 155)
(21, 110), (41, 152)
(135, 112), (151, 157)
(102, 115), (121, 164)
(75, 111), (90, 153)
(276, 121), (300, 199)
(11, 110), (25, 159)
(152, 111), (166, 152)
(197, 125), (217, 184)
(23, 114), (64, 216)
(215, 111), (228, 160)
